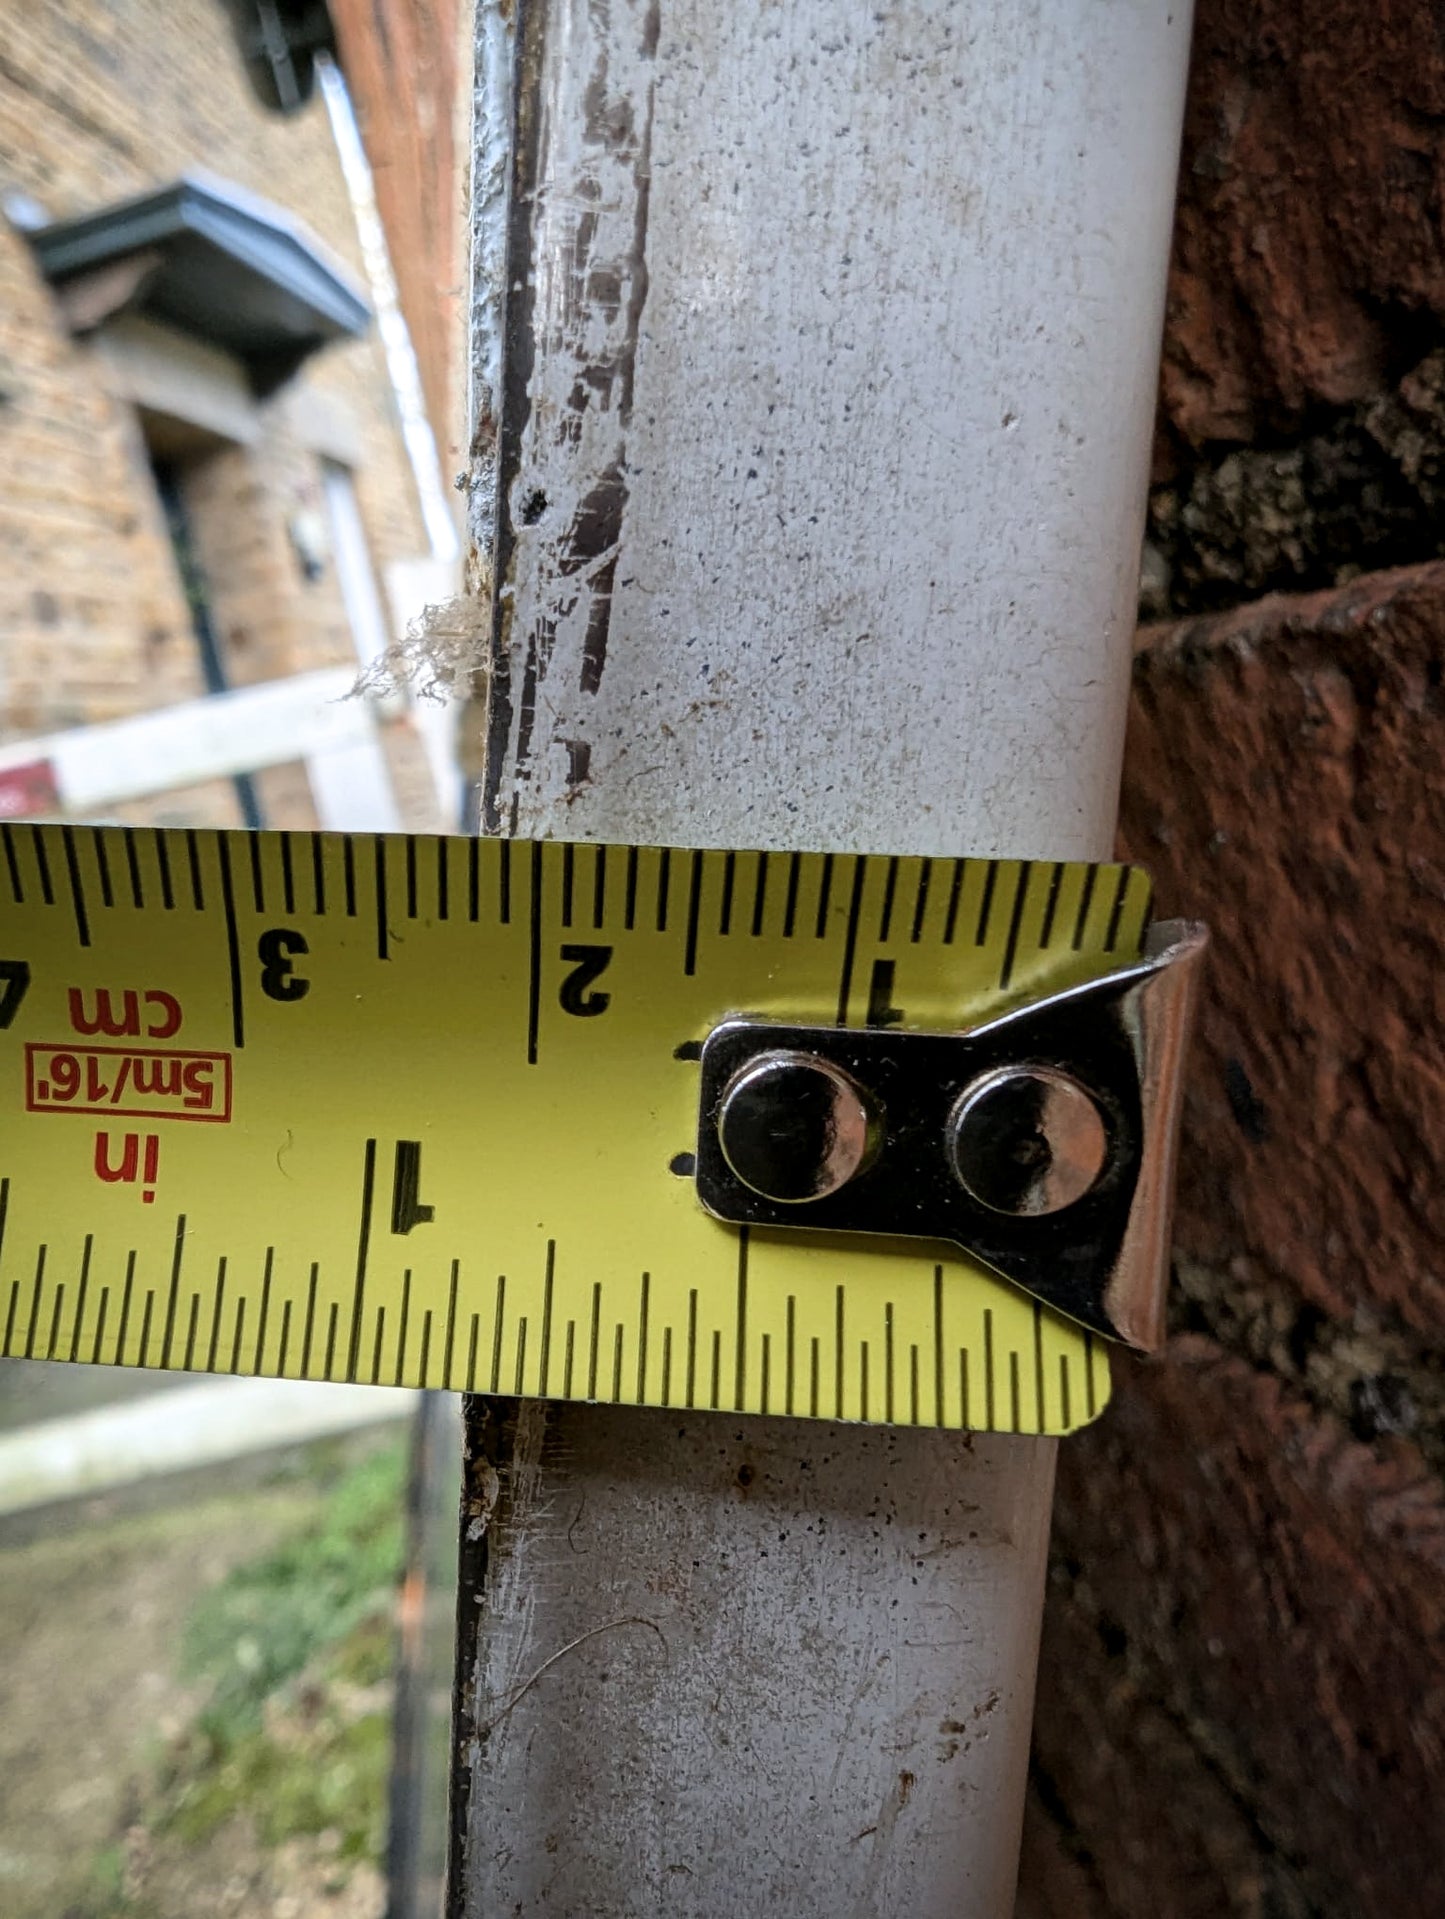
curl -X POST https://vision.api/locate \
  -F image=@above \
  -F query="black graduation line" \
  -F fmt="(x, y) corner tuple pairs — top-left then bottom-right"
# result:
(45, 1282), (64, 1361)
(514, 1318), (529, 1394)
(22, 1243), (46, 1366)
(587, 1281), (602, 1399)
(610, 1321), (623, 1401)
(253, 1249), (273, 1374)
(759, 1332), (770, 1416)
(1038, 861), (1065, 949)
(1, 823), (22, 903)
(116, 1253), (136, 1366)
(785, 1295), (796, 1416)
(858, 1340), (869, 1423)
(563, 1320), (576, 1399)
(68, 1235), (92, 1364)
(910, 1346), (921, 1427)
(998, 861), (1033, 989)
(526, 839), (543, 1065)
(834, 856), (868, 1025)
(0, 1180), (8, 1311)
(655, 846), (671, 932)
(375, 836), (390, 959)
(248, 831), (266, 913)
(809, 1336), (820, 1420)
(182, 1294), (200, 1372)
(561, 841), (575, 928)
(783, 852), (802, 938)
(1084, 1333), (1098, 1418)
(684, 849), (704, 976)
(1059, 1353), (1072, 1430)
(933, 1266), (946, 1426)
(1071, 865), (1099, 949)
(89, 1286), (110, 1368)
(207, 1256), (228, 1372)
(3, 1278), (17, 1359)
(499, 836), (512, 923)
(466, 1313), (480, 1391)
(538, 1241), (555, 1394)
(878, 856), (899, 943)
(1010, 1351), (1022, 1434)
(277, 1298), (293, 1377)
(301, 1263), (319, 1375)
(394, 1268), (412, 1385)
(158, 1213), (186, 1370)
(974, 859), (999, 945)
(813, 853), (834, 938)
(344, 836), (358, 916)
(733, 1226), (749, 1411)
(418, 1310), (432, 1387)
(467, 836), (480, 923)
(345, 1140), (377, 1382)
(685, 1289), (698, 1408)
(709, 1329), (721, 1412)
(123, 828), (144, 909)
(443, 1259), (460, 1388)
(592, 843), (607, 930)
(89, 827), (113, 909)
(942, 859), (965, 943)
(719, 850), (736, 936)
(1033, 1302), (1047, 1435)
(229, 1299), (248, 1378)
(324, 1301), (339, 1381)
(185, 829), (204, 910)
(137, 1289), (155, 1368)
(60, 826), (90, 948)
(624, 845), (639, 930)
(884, 1302), (895, 1424)
(371, 1306), (387, 1386)
(405, 836), (419, 920)
(834, 1284), (846, 1419)
(216, 835), (245, 1049)
(312, 832), (326, 915)
(959, 1346), (970, 1431)
(983, 1308), (996, 1430)
(660, 1325), (672, 1406)
(750, 851), (769, 936)
(491, 1275), (507, 1393)
(281, 834), (296, 916)
(30, 824), (54, 905)
(636, 1269), (650, 1401)
(1103, 866), (1133, 951)
(154, 829), (175, 910)
(910, 859), (932, 943)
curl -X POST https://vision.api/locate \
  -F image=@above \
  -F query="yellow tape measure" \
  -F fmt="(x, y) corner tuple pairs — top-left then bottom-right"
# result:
(0, 824), (1153, 1433)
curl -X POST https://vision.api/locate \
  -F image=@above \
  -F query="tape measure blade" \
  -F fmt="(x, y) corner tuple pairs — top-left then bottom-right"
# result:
(0, 826), (1140, 1433)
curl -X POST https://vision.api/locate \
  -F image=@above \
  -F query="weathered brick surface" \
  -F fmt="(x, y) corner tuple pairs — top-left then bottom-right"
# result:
(1031, 1342), (1445, 1918)
(0, 0), (441, 828)
(1121, 563), (1445, 1339)
(1162, 0), (1445, 449)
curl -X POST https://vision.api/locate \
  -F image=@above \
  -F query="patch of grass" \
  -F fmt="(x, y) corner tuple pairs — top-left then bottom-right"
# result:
(178, 1439), (405, 1747)
(145, 1436), (406, 1863)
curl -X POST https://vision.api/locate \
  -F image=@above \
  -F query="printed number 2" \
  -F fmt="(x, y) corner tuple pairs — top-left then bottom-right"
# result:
(258, 928), (310, 1003)
(0, 959), (30, 1030)
(559, 944), (612, 1017)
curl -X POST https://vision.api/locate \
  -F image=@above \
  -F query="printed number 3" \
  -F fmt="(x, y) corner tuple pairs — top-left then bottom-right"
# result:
(258, 928), (310, 1003)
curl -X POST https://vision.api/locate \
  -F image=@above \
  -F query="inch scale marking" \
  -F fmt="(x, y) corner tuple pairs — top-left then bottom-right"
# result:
(0, 825), (1153, 1433)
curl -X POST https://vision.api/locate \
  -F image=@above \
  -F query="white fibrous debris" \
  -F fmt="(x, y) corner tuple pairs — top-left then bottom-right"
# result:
(352, 597), (491, 704)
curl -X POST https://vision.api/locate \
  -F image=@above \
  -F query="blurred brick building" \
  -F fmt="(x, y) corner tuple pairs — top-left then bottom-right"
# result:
(0, 0), (455, 832)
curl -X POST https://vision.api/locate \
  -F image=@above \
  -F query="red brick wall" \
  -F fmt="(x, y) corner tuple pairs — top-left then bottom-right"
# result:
(1020, 4), (1445, 1912)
